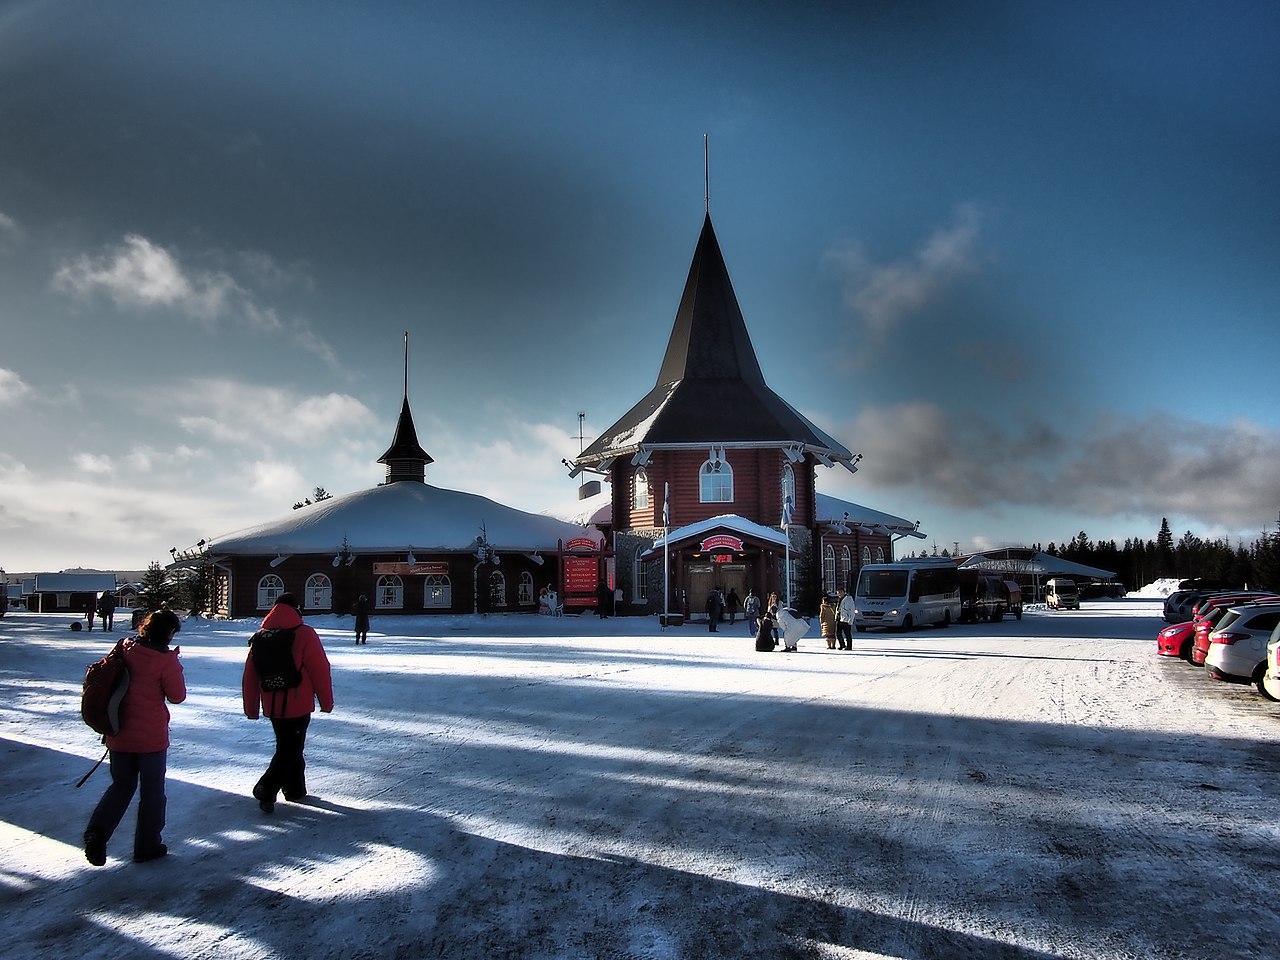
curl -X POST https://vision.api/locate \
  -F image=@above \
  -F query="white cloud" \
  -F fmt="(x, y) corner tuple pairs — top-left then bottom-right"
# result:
(173, 379), (377, 447)
(825, 204), (983, 337)
(250, 459), (306, 501)
(52, 235), (338, 365)
(72, 453), (116, 475)
(0, 209), (20, 247)
(0, 367), (31, 404)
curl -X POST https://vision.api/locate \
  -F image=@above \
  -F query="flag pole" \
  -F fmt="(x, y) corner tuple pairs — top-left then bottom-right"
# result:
(663, 482), (670, 625)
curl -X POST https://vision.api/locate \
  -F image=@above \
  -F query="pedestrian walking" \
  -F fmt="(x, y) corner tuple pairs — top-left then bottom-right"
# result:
(705, 587), (724, 632)
(242, 593), (334, 812)
(83, 609), (186, 866)
(354, 594), (370, 645)
(97, 591), (117, 631)
(726, 588), (741, 624)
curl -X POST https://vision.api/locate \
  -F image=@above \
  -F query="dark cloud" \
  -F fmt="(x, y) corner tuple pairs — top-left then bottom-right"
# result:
(850, 404), (1280, 534)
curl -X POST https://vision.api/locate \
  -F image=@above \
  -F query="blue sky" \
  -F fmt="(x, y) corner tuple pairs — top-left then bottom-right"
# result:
(2, 0), (1279, 572)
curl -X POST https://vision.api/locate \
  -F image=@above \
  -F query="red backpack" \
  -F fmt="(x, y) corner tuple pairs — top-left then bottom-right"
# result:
(81, 639), (131, 737)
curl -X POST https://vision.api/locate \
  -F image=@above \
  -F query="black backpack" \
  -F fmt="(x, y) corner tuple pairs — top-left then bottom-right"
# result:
(249, 627), (302, 691)
(82, 639), (131, 736)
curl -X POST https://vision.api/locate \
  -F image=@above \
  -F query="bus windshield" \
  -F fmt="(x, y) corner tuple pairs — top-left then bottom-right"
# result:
(857, 569), (909, 599)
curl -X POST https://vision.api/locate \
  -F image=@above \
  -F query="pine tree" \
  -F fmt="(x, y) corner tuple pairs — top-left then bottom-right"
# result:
(139, 562), (176, 612)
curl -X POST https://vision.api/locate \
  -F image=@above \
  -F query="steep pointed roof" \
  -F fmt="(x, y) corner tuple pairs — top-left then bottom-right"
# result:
(378, 397), (434, 484)
(577, 213), (853, 464)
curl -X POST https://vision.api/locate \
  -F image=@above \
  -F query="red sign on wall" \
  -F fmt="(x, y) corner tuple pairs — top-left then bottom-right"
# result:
(564, 556), (599, 596)
(373, 562), (450, 576)
(565, 537), (599, 552)
(700, 534), (744, 552)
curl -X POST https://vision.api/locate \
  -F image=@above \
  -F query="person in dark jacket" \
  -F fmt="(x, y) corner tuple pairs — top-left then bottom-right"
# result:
(353, 594), (370, 645)
(85, 595), (97, 631)
(754, 606), (777, 651)
(84, 609), (186, 866)
(97, 591), (117, 631)
(705, 588), (724, 632)
(242, 593), (334, 812)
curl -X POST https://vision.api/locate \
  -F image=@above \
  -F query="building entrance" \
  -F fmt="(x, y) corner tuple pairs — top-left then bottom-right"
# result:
(686, 561), (751, 621)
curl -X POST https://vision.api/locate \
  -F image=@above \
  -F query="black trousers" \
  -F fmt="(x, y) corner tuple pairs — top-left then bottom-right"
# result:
(256, 715), (311, 800)
(88, 750), (167, 857)
(837, 621), (853, 648)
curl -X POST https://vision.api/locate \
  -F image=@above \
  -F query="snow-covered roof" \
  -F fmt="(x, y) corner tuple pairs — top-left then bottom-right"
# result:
(814, 493), (925, 539)
(959, 550), (1116, 580)
(540, 487), (612, 527)
(32, 573), (117, 592)
(647, 514), (789, 552)
(208, 481), (590, 557)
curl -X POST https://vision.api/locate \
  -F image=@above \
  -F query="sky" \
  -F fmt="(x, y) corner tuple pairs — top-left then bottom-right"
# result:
(2, 0), (1280, 573)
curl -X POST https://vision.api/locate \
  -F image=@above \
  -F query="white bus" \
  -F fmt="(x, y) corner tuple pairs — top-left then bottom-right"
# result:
(854, 558), (961, 631)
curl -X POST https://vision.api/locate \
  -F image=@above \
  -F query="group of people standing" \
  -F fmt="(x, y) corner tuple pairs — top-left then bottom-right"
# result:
(83, 591), (117, 632)
(83, 593), (335, 867)
(752, 586), (858, 653)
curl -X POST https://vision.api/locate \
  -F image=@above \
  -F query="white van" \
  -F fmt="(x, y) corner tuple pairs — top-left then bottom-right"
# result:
(1045, 578), (1079, 610)
(854, 558), (961, 630)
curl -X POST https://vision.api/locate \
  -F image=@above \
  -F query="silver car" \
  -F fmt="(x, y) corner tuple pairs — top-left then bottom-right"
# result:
(1204, 602), (1280, 688)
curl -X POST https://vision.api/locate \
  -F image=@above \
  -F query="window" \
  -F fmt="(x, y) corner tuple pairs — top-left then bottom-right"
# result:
(633, 554), (649, 602)
(862, 546), (872, 565)
(257, 575), (285, 609)
(376, 575), (404, 609)
(489, 571), (507, 608)
(518, 571), (534, 606)
(823, 545), (836, 595)
(787, 558), (799, 605)
(634, 469), (650, 510)
(875, 547), (886, 563)
(841, 546), (852, 590)
(424, 575), (451, 608)
(305, 573), (332, 611)
(699, 456), (733, 503)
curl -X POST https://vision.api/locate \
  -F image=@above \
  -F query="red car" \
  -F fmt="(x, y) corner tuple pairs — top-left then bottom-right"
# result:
(1191, 595), (1280, 665)
(1156, 621), (1197, 659)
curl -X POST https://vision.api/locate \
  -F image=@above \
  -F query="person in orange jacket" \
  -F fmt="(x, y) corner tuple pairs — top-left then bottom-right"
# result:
(242, 593), (334, 812)
(84, 609), (186, 866)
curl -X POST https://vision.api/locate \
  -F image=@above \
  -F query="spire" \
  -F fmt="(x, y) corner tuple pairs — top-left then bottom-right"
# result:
(655, 213), (767, 388)
(377, 332), (433, 484)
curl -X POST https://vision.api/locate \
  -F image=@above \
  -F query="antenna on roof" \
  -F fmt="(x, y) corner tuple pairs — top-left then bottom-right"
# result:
(402, 330), (409, 400)
(704, 133), (710, 214)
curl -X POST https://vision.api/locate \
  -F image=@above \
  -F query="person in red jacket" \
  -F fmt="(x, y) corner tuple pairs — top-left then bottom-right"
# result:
(83, 608), (186, 866)
(242, 593), (334, 813)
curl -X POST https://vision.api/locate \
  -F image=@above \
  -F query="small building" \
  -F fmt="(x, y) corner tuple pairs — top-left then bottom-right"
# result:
(200, 387), (597, 619)
(25, 573), (118, 614)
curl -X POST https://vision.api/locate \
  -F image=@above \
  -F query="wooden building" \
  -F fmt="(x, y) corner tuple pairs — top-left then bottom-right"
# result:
(571, 213), (924, 615)
(200, 392), (596, 619)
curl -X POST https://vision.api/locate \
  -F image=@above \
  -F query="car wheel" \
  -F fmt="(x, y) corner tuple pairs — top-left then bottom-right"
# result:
(1181, 640), (1196, 663)
(1015, 609), (1022, 620)
(992, 606), (1003, 622)
(1259, 666), (1280, 702)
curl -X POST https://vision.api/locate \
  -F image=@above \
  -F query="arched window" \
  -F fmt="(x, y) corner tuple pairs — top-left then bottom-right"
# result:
(841, 546), (852, 590)
(633, 553), (649, 601)
(862, 546), (872, 565)
(699, 456), (733, 503)
(634, 468), (650, 511)
(875, 546), (886, 563)
(424, 574), (451, 608)
(823, 545), (836, 595)
(489, 571), (507, 608)
(257, 574), (284, 609)
(518, 571), (535, 606)
(376, 575), (404, 609)
(305, 573), (332, 611)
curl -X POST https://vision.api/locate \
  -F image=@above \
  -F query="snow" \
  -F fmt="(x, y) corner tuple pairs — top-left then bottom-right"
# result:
(207, 481), (592, 556)
(4, 598), (1280, 959)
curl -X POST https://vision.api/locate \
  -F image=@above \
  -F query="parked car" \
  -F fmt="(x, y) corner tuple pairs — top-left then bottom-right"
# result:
(1204, 603), (1280, 686)
(1156, 620), (1197, 660)
(1045, 578), (1079, 610)
(1191, 595), (1280, 665)
(1261, 625), (1280, 701)
(1003, 581), (1023, 620)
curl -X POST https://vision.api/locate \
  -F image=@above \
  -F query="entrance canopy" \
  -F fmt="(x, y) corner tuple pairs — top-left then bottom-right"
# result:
(958, 549), (1115, 580)
(644, 514), (788, 555)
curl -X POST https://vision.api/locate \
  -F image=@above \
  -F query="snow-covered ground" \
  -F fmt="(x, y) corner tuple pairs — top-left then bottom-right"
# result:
(4, 598), (1279, 959)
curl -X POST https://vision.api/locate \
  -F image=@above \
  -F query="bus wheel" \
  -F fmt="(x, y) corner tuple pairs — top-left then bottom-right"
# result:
(941, 610), (951, 628)
(903, 615), (913, 630)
